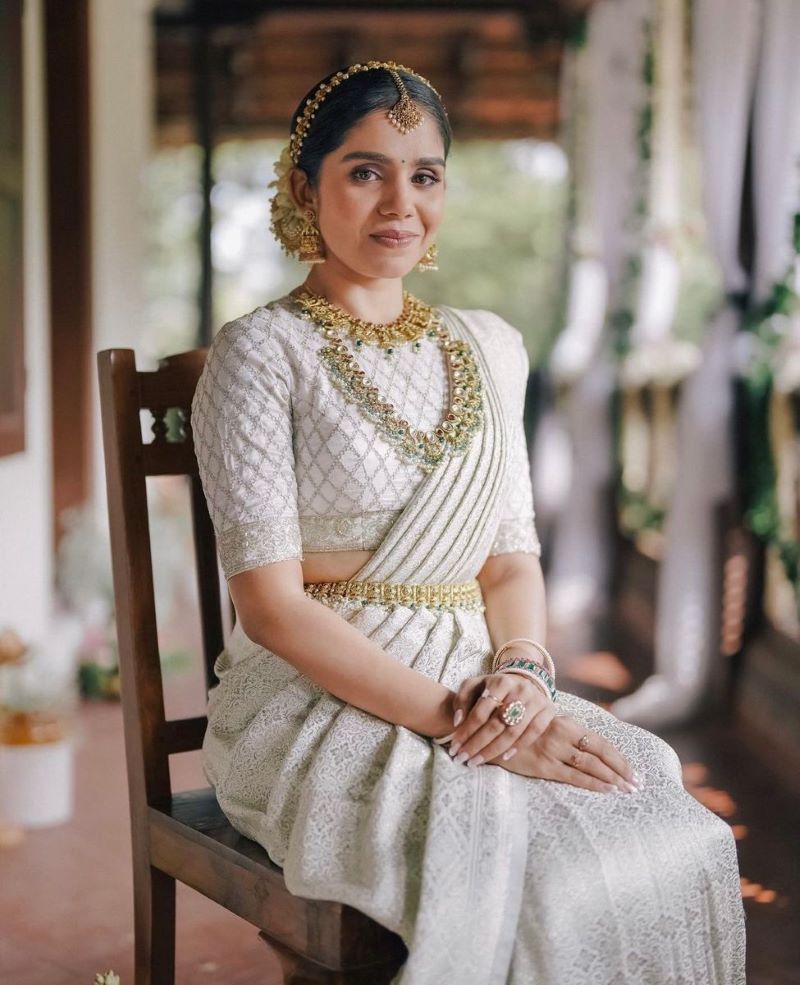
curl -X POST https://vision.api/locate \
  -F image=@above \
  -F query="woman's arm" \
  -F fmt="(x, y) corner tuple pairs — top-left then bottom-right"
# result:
(477, 551), (548, 660)
(452, 552), (637, 791)
(442, 551), (554, 755)
(229, 560), (456, 740)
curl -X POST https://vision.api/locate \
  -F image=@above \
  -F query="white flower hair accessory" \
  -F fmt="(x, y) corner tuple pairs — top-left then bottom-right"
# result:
(268, 143), (308, 259)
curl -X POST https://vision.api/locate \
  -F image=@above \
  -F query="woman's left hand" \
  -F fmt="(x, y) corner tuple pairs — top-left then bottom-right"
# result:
(436, 671), (556, 766)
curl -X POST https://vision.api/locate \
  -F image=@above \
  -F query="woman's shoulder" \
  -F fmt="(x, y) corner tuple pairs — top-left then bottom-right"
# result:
(194, 294), (313, 405)
(437, 304), (523, 343)
(209, 293), (308, 346)
(436, 303), (526, 350)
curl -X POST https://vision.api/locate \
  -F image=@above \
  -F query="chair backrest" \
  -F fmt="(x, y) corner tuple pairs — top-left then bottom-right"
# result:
(97, 347), (225, 814)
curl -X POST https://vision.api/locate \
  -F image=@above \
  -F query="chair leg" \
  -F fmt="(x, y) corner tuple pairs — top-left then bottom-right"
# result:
(261, 933), (404, 985)
(134, 864), (176, 985)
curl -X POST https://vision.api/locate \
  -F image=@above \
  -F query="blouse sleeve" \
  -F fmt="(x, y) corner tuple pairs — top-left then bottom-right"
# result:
(487, 325), (542, 558)
(190, 309), (303, 580)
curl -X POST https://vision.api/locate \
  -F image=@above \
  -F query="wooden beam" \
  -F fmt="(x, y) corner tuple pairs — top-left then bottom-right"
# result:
(45, 0), (93, 547)
(0, 0), (25, 457)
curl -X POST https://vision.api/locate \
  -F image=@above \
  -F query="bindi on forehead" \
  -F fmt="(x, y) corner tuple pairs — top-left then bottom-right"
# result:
(339, 150), (446, 167)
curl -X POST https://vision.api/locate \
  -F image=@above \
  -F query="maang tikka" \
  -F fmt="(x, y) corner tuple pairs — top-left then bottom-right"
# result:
(269, 61), (447, 264)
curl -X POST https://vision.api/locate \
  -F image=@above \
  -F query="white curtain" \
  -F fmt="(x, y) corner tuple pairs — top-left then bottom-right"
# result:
(751, 0), (800, 305)
(612, 0), (761, 727)
(542, 0), (650, 626)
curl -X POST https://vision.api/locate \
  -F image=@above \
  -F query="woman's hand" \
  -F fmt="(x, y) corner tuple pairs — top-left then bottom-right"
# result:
(486, 712), (641, 794)
(441, 670), (556, 767)
(437, 672), (640, 794)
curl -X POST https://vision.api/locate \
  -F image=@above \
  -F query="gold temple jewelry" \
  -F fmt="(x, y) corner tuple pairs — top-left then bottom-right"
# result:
(291, 288), (484, 472)
(292, 288), (435, 347)
(417, 242), (439, 272)
(303, 578), (485, 612)
(386, 69), (424, 133)
(297, 208), (325, 264)
(289, 61), (445, 165)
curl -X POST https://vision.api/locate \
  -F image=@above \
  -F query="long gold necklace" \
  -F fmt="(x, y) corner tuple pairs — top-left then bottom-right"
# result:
(291, 288), (484, 472)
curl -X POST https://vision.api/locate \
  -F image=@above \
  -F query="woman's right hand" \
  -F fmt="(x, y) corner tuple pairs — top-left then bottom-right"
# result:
(486, 712), (641, 795)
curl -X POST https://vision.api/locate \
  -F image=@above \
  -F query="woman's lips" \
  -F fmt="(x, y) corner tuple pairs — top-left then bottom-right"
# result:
(369, 232), (419, 248)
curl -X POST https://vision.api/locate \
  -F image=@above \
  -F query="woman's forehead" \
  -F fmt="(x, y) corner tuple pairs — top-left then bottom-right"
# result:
(334, 110), (446, 162)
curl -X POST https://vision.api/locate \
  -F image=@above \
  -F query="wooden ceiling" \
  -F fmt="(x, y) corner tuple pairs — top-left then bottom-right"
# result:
(154, 1), (591, 146)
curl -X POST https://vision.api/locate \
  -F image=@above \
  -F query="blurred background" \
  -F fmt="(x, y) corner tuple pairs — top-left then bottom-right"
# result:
(1, 0), (799, 981)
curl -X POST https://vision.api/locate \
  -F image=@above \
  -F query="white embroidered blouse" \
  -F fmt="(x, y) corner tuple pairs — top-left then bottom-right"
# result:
(191, 294), (541, 580)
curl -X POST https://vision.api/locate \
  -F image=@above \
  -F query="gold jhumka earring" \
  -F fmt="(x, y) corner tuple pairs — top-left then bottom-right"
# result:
(416, 243), (439, 272)
(297, 208), (325, 264)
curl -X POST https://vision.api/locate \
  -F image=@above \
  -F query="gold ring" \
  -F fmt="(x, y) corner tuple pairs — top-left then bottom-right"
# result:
(480, 688), (504, 706)
(577, 734), (590, 752)
(569, 751), (581, 768)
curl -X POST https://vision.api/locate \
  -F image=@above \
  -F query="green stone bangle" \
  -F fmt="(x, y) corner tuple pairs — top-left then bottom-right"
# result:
(497, 657), (557, 701)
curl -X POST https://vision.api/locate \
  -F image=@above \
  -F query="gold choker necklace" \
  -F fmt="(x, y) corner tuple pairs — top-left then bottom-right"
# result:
(291, 288), (485, 472)
(290, 288), (434, 350)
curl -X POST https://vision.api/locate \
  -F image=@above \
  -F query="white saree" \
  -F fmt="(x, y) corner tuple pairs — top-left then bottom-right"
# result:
(192, 296), (746, 984)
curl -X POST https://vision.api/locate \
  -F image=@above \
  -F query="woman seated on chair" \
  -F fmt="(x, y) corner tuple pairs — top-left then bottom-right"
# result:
(191, 61), (745, 984)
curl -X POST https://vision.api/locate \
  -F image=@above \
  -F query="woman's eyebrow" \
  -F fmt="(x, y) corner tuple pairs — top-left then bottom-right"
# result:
(340, 151), (445, 167)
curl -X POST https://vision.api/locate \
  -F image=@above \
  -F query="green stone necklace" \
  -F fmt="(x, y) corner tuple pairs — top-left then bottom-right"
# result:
(291, 288), (484, 472)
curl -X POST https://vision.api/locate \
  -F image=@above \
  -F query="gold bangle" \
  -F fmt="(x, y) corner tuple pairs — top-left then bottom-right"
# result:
(491, 637), (555, 679)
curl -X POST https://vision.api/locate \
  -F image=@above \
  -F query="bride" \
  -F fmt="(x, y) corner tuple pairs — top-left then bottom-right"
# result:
(191, 61), (745, 984)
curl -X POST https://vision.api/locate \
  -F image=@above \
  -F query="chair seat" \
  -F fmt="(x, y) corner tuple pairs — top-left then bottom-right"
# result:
(148, 788), (407, 973)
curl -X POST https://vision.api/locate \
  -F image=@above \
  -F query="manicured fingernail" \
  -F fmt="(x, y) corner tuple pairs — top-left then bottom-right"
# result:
(622, 781), (637, 794)
(454, 751), (469, 765)
(501, 748), (517, 761)
(433, 731), (456, 745)
(606, 784), (620, 794)
(467, 755), (484, 767)
(453, 709), (464, 727)
(449, 741), (461, 756)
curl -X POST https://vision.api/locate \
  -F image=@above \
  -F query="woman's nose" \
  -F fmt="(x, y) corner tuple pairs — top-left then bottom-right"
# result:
(379, 178), (414, 218)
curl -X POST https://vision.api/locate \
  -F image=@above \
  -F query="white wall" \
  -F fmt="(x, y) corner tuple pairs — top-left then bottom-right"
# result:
(0, 0), (156, 641)
(0, 0), (53, 641)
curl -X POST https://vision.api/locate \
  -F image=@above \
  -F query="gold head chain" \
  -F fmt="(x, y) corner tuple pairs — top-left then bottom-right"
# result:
(288, 60), (446, 165)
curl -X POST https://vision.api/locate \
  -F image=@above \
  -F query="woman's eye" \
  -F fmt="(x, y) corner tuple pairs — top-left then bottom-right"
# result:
(413, 173), (441, 186)
(352, 167), (379, 181)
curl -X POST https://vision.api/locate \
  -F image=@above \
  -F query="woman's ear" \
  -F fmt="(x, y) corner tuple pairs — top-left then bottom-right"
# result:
(288, 167), (317, 214)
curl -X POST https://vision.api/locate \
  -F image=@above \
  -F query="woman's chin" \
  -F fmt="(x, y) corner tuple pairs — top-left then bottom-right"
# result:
(357, 256), (423, 280)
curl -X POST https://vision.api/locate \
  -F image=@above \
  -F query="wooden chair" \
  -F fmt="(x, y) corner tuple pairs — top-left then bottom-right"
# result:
(97, 348), (407, 985)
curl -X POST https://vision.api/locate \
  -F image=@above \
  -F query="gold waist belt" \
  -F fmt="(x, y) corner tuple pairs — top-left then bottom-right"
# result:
(303, 578), (484, 612)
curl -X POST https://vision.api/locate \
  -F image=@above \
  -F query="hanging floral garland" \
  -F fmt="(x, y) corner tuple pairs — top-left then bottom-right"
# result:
(610, 2), (658, 537)
(741, 209), (800, 613)
(613, 0), (708, 543)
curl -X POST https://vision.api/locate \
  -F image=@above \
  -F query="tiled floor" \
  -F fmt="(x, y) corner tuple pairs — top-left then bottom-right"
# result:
(2, 653), (799, 984)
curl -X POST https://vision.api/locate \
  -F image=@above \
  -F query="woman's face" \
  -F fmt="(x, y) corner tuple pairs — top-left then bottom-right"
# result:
(306, 108), (447, 281)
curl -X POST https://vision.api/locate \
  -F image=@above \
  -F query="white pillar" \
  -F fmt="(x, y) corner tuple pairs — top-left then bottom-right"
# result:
(0, 0), (54, 640)
(89, 0), (157, 509)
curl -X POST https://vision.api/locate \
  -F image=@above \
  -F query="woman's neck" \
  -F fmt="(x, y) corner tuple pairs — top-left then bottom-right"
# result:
(301, 266), (404, 324)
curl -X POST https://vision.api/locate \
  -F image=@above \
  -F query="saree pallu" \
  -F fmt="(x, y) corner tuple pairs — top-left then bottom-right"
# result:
(202, 308), (746, 984)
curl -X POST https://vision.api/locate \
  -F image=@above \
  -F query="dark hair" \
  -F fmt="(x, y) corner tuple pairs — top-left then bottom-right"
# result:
(290, 66), (453, 186)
